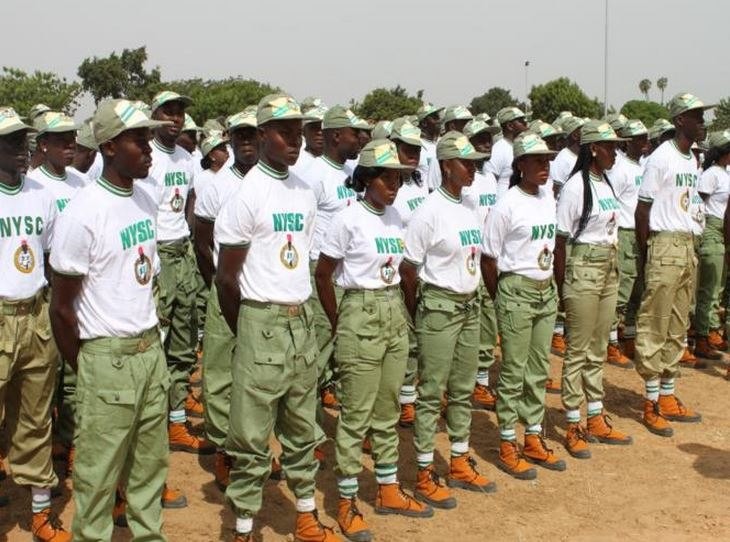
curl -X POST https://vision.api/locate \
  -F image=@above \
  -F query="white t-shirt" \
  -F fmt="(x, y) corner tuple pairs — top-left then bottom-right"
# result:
(482, 185), (557, 281)
(487, 137), (513, 199)
(425, 157), (442, 193)
(419, 139), (438, 191)
(191, 148), (204, 178)
(607, 155), (644, 229)
(557, 172), (619, 246)
(139, 140), (196, 242)
(67, 166), (93, 186)
(300, 156), (356, 260)
(698, 165), (730, 220)
(214, 163), (317, 304)
(26, 165), (87, 214)
(291, 149), (317, 178)
(320, 200), (405, 289)
(638, 140), (699, 233)
(49, 178), (160, 338)
(690, 192), (705, 235)
(193, 168), (216, 202)
(87, 153), (103, 182)
(0, 177), (56, 300)
(463, 167), (498, 225)
(393, 177), (429, 226)
(404, 187), (482, 294)
(550, 147), (578, 187)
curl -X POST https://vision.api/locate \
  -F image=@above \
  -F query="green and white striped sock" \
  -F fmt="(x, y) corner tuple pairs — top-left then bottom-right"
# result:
(374, 463), (398, 485)
(499, 427), (516, 441)
(337, 477), (358, 499)
(659, 378), (675, 396)
(645, 378), (660, 401)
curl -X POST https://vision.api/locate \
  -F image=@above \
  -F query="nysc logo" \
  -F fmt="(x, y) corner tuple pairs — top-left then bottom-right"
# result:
(13, 239), (35, 274)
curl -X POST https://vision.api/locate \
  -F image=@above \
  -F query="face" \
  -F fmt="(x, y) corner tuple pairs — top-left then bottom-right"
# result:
(230, 126), (258, 165)
(366, 168), (402, 207)
(395, 140), (421, 169)
(335, 127), (362, 160)
(469, 131), (493, 155)
(443, 157), (476, 187)
(0, 130), (29, 178)
(544, 135), (561, 152)
(517, 154), (551, 185)
(677, 109), (706, 143)
(420, 113), (441, 137)
(508, 118), (528, 136)
(303, 121), (324, 155)
(177, 130), (197, 153)
(259, 119), (302, 167)
(41, 131), (76, 169)
(105, 127), (153, 179)
(153, 101), (186, 140)
(208, 145), (229, 166)
(446, 119), (469, 133)
(626, 134), (649, 158)
(591, 140), (617, 171)
(357, 128), (371, 147)
(73, 144), (97, 173)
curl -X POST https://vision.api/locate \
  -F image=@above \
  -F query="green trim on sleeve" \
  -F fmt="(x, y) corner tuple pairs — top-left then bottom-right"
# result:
(637, 196), (654, 203)
(403, 256), (422, 267)
(51, 269), (85, 278)
(556, 229), (571, 238)
(194, 215), (215, 224)
(219, 242), (250, 249)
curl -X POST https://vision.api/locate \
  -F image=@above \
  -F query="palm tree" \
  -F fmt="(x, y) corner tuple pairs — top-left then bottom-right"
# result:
(639, 79), (652, 101)
(657, 77), (668, 105)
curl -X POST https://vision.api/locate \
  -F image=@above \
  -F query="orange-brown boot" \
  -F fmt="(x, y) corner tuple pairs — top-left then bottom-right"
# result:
(551, 333), (566, 356)
(497, 440), (537, 480)
(472, 384), (496, 410)
(679, 345), (707, 368)
(658, 394), (702, 423)
(169, 422), (216, 454)
(606, 343), (634, 369)
(270, 456), (284, 480)
(320, 384), (340, 410)
(545, 377), (561, 395)
(564, 422), (591, 459)
(414, 465), (457, 509)
(215, 451), (232, 490)
(692, 338), (719, 364)
(31, 508), (71, 542)
(398, 403), (415, 427)
(184, 392), (204, 418)
(337, 497), (372, 542)
(162, 484), (187, 509)
(643, 400), (673, 437)
(523, 434), (567, 471)
(708, 329), (728, 351)
(375, 484), (434, 517)
(586, 413), (633, 445)
(295, 510), (341, 542)
(447, 455), (497, 494)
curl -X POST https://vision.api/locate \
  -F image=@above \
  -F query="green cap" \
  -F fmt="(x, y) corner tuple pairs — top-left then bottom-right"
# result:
(512, 132), (558, 158)
(580, 120), (627, 145)
(200, 133), (228, 157)
(390, 118), (422, 146)
(358, 139), (411, 169)
(301, 96), (326, 111)
(322, 105), (359, 130)
(707, 130), (730, 150)
(496, 106), (526, 125)
(202, 118), (226, 137)
(474, 113), (492, 123)
(92, 99), (172, 145)
(183, 114), (201, 132)
(553, 111), (573, 124)
(436, 130), (488, 160)
(603, 113), (628, 131)
(34, 111), (80, 135)
(353, 116), (373, 131)
(561, 116), (585, 136)
(75, 120), (97, 150)
(442, 105), (473, 124)
(648, 118), (674, 140)
(28, 103), (51, 121)
(0, 107), (34, 135)
(618, 119), (648, 138)
(227, 107), (257, 131)
(528, 119), (561, 139)
(150, 91), (193, 113)
(416, 102), (443, 121)
(463, 119), (499, 138)
(371, 120), (393, 140)
(303, 105), (327, 125)
(667, 92), (715, 118)
(256, 93), (306, 125)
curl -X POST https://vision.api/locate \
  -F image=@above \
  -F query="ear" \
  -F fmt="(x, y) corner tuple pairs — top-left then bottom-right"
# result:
(100, 140), (115, 159)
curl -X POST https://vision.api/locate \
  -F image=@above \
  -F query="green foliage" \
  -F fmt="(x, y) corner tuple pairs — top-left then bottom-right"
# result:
(0, 67), (81, 115)
(711, 98), (730, 131)
(353, 85), (423, 121)
(469, 87), (525, 117)
(528, 77), (601, 122)
(77, 46), (161, 104)
(639, 78), (652, 100)
(620, 100), (669, 127)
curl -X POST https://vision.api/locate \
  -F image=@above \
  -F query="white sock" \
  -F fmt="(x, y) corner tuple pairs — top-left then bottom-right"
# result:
(236, 517), (253, 534)
(645, 378), (660, 401)
(476, 370), (489, 387)
(296, 496), (316, 513)
(31, 487), (51, 514)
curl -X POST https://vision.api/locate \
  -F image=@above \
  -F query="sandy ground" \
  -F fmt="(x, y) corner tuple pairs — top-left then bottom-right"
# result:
(1, 353), (729, 542)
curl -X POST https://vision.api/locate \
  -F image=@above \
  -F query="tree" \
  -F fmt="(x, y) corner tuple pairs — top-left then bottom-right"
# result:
(639, 78), (652, 101)
(77, 46), (161, 104)
(469, 87), (525, 117)
(711, 98), (730, 131)
(0, 67), (81, 115)
(528, 77), (601, 122)
(656, 77), (668, 105)
(620, 100), (669, 127)
(353, 85), (423, 121)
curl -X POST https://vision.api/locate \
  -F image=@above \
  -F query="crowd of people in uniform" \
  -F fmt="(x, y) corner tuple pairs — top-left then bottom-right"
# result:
(0, 87), (727, 542)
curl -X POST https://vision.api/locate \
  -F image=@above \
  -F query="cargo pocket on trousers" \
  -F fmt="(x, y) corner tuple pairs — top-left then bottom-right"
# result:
(498, 300), (532, 335)
(249, 349), (286, 394)
(419, 297), (456, 331)
(96, 389), (136, 429)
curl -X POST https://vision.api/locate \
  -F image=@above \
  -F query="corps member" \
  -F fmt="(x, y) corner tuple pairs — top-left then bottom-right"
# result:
(69, 121), (98, 184)
(416, 102), (443, 185)
(291, 97), (327, 177)
(192, 132), (229, 204)
(425, 105), (472, 191)
(488, 106), (527, 199)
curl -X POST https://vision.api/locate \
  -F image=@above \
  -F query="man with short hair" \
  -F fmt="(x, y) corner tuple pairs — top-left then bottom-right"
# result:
(291, 97), (327, 177)
(489, 106), (528, 199)
(416, 102), (443, 186)
(69, 120), (98, 184)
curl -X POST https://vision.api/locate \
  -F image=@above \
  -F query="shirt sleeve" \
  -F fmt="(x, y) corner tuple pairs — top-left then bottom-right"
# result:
(214, 186), (254, 248)
(319, 209), (349, 260)
(556, 182), (580, 238)
(194, 180), (218, 221)
(426, 160), (442, 191)
(638, 155), (661, 202)
(481, 203), (508, 259)
(698, 168), (719, 195)
(403, 208), (433, 266)
(42, 193), (58, 252)
(49, 206), (92, 276)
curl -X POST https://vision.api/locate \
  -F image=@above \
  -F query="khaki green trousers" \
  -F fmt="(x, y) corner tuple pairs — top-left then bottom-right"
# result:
(496, 274), (557, 430)
(695, 217), (725, 336)
(334, 287), (408, 477)
(561, 244), (618, 410)
(613, 228), (642, 333)
(72, 328), (169, 542)
(478, 282), (498, 372)
(0, 292), (58, 489)
(635, 232), (696, 381)
(157, 239), (199, 413)
(225, 300), (322, 518)
(414, 285), (480, 454)
(309, 259), (342, 389)
(195, 272), (208, 338)
(201, 283), (236, 448)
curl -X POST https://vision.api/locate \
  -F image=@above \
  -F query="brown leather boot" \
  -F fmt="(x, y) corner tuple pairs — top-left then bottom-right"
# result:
(586, 413), (632, 445)
(169, 422), (216, 454)
(320, 385), (340, 410)
(679, 346), (707, 368)
(161, 484), (187, 509)
(693, 338), (720, 363)
(545, 377), (561, 394)
(657, 394), (702, 422)
(184, 392), (204, 418)
(215, 451), (232, 490)
(564, 422), (591, 459)
(551, 333), (566, 356)
(497, 441), (537, 480)
(337, 498), (371, 542)
(295, 510), (341, 542)
(31, 508), (71, 542)
(708, 329), (728, 351)
(414, 465), (457, 509)
(643, 400), (673, 436)
(606, 343), (634, 369)
(523, 434), (567, 471)
(472, 384), (496, 410)
(375, 484), (434, 517)
(447, 455), (497, 493)
(399, 403), (415, 427)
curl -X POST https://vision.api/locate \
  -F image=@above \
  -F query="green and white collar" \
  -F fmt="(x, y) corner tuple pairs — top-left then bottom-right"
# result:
(437, 186), (462, 204)
(152, 138), (175, 154)
(0, 177), (23, 195)
(39, 164), (67, 181)
(97, 176), (133, 197)
(322, 155), (344, 171)
(360, 199), (385, 216)
(257, 161), (288, 180)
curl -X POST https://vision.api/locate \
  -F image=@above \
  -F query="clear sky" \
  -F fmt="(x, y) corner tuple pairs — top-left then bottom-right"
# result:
(3, 0), (727, 117)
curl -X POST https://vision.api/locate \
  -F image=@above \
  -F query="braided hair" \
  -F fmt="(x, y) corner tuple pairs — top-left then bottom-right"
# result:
(702, 143), (730, 171)
(568, 144), (616, 242)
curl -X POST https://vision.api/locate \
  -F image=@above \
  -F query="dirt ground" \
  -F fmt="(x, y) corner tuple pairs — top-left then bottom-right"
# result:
(1, 353), (729, 542)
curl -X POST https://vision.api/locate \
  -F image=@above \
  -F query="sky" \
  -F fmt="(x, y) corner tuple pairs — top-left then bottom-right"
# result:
(2, 0), (727, 119)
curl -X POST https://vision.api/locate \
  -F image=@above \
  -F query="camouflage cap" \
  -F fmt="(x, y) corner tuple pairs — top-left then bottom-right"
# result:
(257, 93), (306, 126)
(417, 102), (443, 121)
(301, 96), (327, 111)
(0, 107), (34, 135)
(150, 90), (193, 113)
(603, 113), (628, 131)
(437, 130), (488, 160)
(358, 139), (412, 169)
(463, 118), (500, 138)
(34, 111), (80, 135)
(28, 103), (52, 121)
(648, 118), (675, 140)
(667, 92), (715, 118)
(92, 99), (172, 145)
(474, 113), (492, 123)
(496, 106), (526, 125)
(707, 130), (730, 150)
(203, 118), (226, 137)
(302, 105), (327, 125)
(553, 111), (573, 124)
(618, 119), (648, 138)
(76, 120), (97, 150)
(442, 105), (474, 124)
(390, 118), (422, 147)
(580, 120), (627, 145)
(354, 116), (373, 131)
(561, 116), (585, 136)
(322, 105), (360, 130)
(200, 133), (228, 157)
(528, 119), (561, 139)
(183, 113), (201, 132)
(227, 107), (257, 131)
(513, 132), (558, 158)
(371, 120), (393, 140)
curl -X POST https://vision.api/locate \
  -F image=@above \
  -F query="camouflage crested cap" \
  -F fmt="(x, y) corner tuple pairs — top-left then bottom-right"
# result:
(474, 113), (492, 123)
(227, 106), (257, 131)
(302, 105), (327, 125)
(417, 102), (444, 121)
(528, 119), (561, 139)
(648, 118), (674, 140)
(707, 130), (730, 150)
(667, 92), (715, 118)
(0, 107), (34, 136)
(513, 132), (558, 158)
(150, 90), (193, 113)
(202, 118), (226, 137)
(92, 98), (172, 144)
(28, 103), (51, 121)
(353, 116), (373, 130)
(358, 138), (412, 169)
(561, 116), (585, 136)
(389, 118), (422, 147)
(200, 133), (228, 157)
(301, 96), (327, 111)
(580, 120), (627, 145)
(603, 113), (628, 131)
(463, 118), (500, 138)
(75, 120), (97, 150)
(322, 105), (360, 130)
(34, 111), (80, 135)
(371, 120), (393, 140)
(257, 93), (306, 125)
(496, 106), (526, 125)
(437, 130), (488, 160)
(442, 105), (473, 124)
(619, 119), (648, 138)
(183, 113), (201, 132)
(553, 111), (573, 124)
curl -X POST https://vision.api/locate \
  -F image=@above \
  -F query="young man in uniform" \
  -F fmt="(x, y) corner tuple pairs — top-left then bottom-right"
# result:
(425, 105), (473, 191)
(69, 121), (98, 184)
(26, 103), (51, 172)
(215, 93), (338, 542)
(291, 97), (327, 177)
(489, 106), (528, 199)
(635, 93), (711, 437)
(416, 102), (443, 186)
(0, 106), (69, 541)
